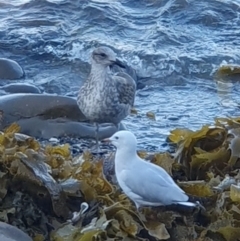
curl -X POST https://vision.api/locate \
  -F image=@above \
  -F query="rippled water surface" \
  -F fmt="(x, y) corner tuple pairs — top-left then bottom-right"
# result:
(1, 0), (240, 151)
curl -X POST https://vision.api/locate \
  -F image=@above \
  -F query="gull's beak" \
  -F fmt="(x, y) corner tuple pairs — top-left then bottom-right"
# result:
(113, 58), (125, 68)
(102, 137), (112, 143)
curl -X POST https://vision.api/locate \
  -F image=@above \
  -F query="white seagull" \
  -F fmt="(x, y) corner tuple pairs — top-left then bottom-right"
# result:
(104, 130), (199, 210)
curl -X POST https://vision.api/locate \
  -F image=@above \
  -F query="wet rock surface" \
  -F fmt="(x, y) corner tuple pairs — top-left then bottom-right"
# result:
(0, 93), (125, 140)
(0, 222), (32, 241)
(0, 58), (24, 80)
(0, 83), (41, 94)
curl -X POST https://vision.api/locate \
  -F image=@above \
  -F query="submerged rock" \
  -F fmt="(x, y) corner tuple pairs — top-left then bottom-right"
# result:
(0, 222), (32, 241)
(0, 83), (41, 94)
(0, 93), (125, 139)
(0, 58), (24, 80)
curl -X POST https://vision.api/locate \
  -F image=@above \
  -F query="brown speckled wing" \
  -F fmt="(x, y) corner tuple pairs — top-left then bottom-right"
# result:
(114, 72), (136, 107)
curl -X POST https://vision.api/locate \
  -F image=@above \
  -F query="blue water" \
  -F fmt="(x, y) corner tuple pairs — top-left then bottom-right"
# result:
(0, 0), (240, 151)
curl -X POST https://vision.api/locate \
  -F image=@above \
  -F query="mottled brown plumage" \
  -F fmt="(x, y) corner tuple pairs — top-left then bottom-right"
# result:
(77, 47), (136, 150)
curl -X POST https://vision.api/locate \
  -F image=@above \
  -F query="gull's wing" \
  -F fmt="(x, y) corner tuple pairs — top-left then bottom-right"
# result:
(113, 72), (136, 107)
(121, 160), (187, 205)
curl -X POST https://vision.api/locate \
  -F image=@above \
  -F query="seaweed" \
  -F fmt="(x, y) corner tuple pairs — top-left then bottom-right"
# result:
(0, 118), (240, 241)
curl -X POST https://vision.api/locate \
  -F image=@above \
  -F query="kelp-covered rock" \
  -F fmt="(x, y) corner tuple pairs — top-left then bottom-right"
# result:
(0, 93), (125, 139)
(0, 124), (196, 240)
(1, 118), (240, 240)
(215, 64), (240, 77)
(167, 117), (240, 240)
(168, 117), (240, 179)
(0, 124), (91, 240)
(0, 58), (24, 80)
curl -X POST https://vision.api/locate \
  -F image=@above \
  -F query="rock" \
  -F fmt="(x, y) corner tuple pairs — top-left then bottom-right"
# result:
(0, 93), (125, 139)
(0, 222), (32, 241)
(0, 58), (24, 80)
(0, 83), (41, 94)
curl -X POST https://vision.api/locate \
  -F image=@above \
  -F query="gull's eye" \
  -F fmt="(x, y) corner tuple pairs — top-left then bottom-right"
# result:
(100, 53), (106, 57)
(115, 136), (119, 140)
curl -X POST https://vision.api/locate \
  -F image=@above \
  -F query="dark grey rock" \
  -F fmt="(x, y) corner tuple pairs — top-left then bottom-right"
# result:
(0, 222), (32, 241)
(0, 93), (125, 139)
(0, 58), (24, 80)
(0, 83), (41, 94)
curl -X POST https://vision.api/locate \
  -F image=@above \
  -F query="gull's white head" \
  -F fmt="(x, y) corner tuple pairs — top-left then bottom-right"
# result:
(105, 130), (137, 150)
(91, 46), (125, 68)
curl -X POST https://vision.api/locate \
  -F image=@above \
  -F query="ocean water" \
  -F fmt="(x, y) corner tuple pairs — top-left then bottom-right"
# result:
(0, 0), (240, 151)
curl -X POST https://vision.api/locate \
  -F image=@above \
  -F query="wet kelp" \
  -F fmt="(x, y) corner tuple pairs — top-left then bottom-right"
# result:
(168, 117), (240, 240)
(215, 65), (240, 77)
(0, 119), (240, 241)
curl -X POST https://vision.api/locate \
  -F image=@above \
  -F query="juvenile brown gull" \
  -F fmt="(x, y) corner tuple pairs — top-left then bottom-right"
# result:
(104, 130), (201, 210)
(77, 47), (136, 151)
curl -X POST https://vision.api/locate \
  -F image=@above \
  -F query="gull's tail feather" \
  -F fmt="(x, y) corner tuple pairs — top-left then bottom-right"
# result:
(177, 201), (206, 211)
(177, 201), (197, 207)
(188, 194), (215, 205)
(188, 194), (217, 210)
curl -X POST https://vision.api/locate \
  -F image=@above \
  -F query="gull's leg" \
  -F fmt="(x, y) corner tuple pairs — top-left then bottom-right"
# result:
(115, 122), (127, 132)
(88, 123), (107, 154)
(135, 203), (142, 214)
(115, 123), (119, 131)
(94, 122), (99, 150)
(135, 203), (147, 221)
